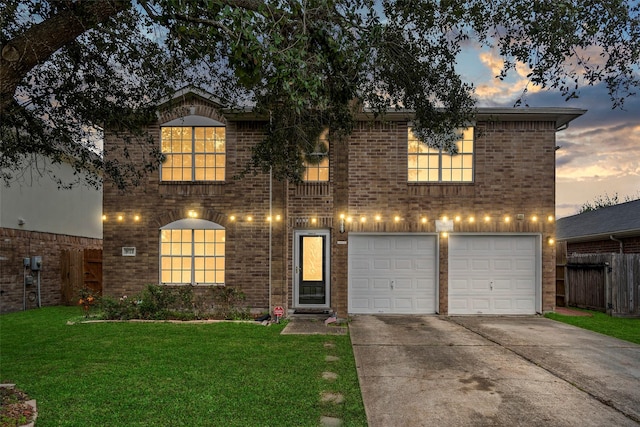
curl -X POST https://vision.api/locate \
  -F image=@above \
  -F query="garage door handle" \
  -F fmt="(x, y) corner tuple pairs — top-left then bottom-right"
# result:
(490, 281), (493, 291)
(390, 280), (394, 289)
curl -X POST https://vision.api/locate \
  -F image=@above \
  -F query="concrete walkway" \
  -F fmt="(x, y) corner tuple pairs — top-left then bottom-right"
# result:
(350, 315), (640, 427)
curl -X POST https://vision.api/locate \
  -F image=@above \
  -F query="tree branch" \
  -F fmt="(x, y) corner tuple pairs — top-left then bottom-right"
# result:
(0, 0), (130, 114)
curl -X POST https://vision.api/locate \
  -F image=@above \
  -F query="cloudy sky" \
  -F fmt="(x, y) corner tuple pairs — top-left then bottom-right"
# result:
(458, 46), (640, 218)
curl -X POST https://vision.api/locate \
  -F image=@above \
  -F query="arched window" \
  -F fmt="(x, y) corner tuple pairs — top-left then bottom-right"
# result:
(160, 116), (226, 182)
(160, 219), (225, 285)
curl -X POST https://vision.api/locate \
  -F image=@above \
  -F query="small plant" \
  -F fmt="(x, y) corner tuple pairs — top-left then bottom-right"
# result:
(100, 295), (140, 320)
(211, 286), (251, 320)
(78, 288), (99, 318)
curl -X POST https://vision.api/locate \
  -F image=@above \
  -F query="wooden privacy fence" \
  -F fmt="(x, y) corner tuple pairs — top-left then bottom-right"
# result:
(61, 249), (103, 305)
(564, 253), (640, 317)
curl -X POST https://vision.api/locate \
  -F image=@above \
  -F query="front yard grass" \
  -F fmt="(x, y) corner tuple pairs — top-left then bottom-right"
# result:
(545, 309), (640, 345)
(0, 307), (367, 426)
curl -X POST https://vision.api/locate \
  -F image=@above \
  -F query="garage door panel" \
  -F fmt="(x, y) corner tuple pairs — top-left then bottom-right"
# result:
(352, 278), (369, 289)
(373, 258), (391, 269)
(395, 258), (412, 270)
(373, 278), (390, 289)
(350, 298), (370, 309)
(471, 299), (491, 310)
(473, 259), (490, 271)
(416, 278), (434, 289)
(449, 235), (539, 315)
(493, 259), (513, 271)
(373, 298), (391, 309)
(395, 278), (413, 289)
(349, 235), (437, 314)
(472, 279), (490, 290)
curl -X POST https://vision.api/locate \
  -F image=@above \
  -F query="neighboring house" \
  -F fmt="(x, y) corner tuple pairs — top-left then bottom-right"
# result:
(0, 156), (103, 313)
(556, 200), (640, 254)
(103, 88), (585, 316)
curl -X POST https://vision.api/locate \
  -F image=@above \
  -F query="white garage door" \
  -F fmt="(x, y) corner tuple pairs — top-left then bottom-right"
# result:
(349, 234), (438, 314)
(448, 235), (539, 315)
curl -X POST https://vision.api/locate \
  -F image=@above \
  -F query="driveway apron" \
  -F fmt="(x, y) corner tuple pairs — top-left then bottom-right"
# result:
(350, 315), (640, 427)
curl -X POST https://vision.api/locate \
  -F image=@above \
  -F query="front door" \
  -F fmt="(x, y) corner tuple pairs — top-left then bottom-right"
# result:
(294, 230), (330, 307)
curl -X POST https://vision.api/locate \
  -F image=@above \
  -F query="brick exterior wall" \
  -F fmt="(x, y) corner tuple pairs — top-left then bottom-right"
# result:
(103, 95), (560, 316)
(0, 228), (102, 313)
(567, 236), (640, 254)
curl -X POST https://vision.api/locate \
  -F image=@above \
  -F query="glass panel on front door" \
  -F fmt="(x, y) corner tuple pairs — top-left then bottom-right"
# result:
(299, 235), (326, 304)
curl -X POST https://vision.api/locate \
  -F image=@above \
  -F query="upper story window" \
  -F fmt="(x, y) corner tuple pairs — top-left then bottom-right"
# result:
(160, 219), (225, 286)
(303, 129), (329, 182)
(408, 127), (474, 183)
(161, 122), (226, 182)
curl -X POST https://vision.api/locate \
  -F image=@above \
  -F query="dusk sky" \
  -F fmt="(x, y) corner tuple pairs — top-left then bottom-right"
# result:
(458, 46), (640, 218)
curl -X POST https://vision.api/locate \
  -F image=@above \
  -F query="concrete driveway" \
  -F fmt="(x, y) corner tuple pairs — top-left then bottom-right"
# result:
(350, 315), (640, 426)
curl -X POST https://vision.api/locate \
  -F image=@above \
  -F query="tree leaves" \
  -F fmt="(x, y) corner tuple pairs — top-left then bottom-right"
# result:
(1, 0), (638, 188)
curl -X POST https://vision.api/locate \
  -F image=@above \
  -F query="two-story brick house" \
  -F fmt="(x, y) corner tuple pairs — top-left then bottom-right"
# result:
(103, 88), (585, 316)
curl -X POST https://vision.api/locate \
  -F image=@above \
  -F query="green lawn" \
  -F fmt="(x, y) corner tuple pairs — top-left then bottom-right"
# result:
(545, 309), (640, 345)
(0, 307), (367, 426)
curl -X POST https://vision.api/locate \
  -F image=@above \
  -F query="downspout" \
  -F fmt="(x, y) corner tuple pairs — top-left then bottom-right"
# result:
(610, 235), (623, 254)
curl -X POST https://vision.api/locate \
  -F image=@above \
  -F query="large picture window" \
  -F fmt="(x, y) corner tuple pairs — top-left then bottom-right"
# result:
(303, 129), (329, 182)
(160, 220), (225, 285)
(408, 127), (474, 182)
(161, 126), (226, 181)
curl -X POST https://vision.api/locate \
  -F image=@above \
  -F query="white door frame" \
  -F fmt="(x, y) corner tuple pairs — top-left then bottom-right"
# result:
(293, 229), (331, 308)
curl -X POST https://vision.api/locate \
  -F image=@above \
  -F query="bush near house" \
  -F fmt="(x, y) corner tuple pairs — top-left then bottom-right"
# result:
(98, 284), (252, 321)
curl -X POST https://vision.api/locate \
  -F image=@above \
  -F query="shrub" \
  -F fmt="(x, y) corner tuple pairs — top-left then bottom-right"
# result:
(100, 295), (139, 320)
(211, 287), (251, 320)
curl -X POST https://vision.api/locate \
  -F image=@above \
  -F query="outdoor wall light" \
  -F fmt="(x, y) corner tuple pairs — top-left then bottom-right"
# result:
(267, 216), (272, 222)
(394, 215), (401, 222)
(102, 215), (107, 221)
(246, 216), (253, 222)
(375, 215), (382, 222)
(531, 215), (538, 222)
(360, 216), (367, 223)
(275, 215), (281, 221)
(455, 215), (461, 222)
(421, 217), (428, 224)
(504, 216), (511, 223)
(469, 217), (475, 223)
(339, 217), (345, 234)
(548, 237), (555, 245)
(311, 218), (317, 224)
(229, 215), (236, 221)
(484, 215), (491, 222)
(547, 215), (554, 222)
(134, 215), (140, 222)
